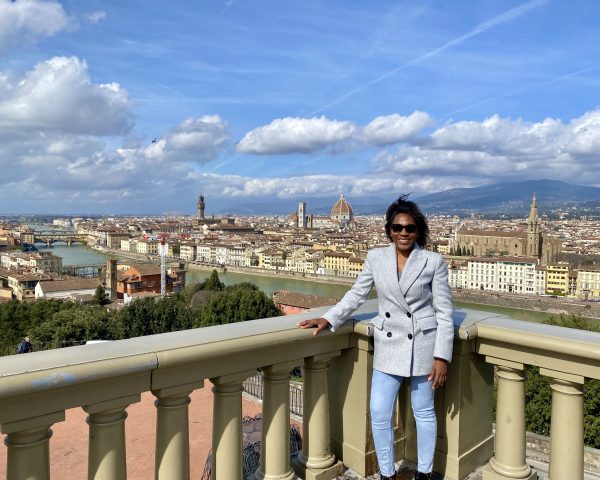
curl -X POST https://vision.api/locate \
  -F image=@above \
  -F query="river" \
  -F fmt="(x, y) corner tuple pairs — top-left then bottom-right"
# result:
(36, 243), (109, 266)
(39, 244), (554, 323)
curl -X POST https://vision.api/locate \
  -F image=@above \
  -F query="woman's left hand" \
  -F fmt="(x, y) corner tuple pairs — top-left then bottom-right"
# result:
(428, 358), (448, 390)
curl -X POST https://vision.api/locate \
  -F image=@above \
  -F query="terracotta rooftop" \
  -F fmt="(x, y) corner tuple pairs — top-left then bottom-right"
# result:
(38, 278), (101, 293)
(127, 263), (162, 276)
(457, 227), (525, 238)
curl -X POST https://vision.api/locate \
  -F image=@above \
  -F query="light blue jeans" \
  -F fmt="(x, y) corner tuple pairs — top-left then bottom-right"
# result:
(370, 369), (436, 476)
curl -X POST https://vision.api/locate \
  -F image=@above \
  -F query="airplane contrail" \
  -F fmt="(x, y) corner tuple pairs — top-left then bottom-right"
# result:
(310, 0), (550, 116)
(443, 65), (600, 118)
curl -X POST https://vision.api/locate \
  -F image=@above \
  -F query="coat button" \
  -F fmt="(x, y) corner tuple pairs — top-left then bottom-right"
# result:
(387, 332), (392, 338)
(385, 312), (390, 318)
(406, 312), (412, 318)
(408, 334), (413, 340)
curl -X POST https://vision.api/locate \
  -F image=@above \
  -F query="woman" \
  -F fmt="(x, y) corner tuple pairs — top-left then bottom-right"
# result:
(297, 195), (453, 480)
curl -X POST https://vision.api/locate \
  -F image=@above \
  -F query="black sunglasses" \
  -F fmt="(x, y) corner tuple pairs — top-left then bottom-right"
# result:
(390, 223), (417, 233)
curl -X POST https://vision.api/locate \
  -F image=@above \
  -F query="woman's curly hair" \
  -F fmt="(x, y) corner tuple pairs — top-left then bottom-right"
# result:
(384, 194), (429, 247)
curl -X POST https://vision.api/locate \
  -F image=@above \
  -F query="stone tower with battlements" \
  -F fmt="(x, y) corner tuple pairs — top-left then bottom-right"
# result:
(197, 194), (205, 220)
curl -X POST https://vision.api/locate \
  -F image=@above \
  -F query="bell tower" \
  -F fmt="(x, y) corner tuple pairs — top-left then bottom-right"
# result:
(527, 193), (541, 257)
(298, 201), (306, 229)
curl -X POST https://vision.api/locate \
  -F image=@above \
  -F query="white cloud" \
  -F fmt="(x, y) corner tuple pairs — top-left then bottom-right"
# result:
(142, 115), (229, 163)
(4, 95), (600, 212)
(565, 110), (600, 157)
(373, 110), (600, 185)
(374, 146), (518, 177)
(0, 56), (133, 135)
(187, 172), (407, 199)
(362, 111), (433, 146)
(237, 116), (357, 154)
(237, 112), (435, 155)
(85, 11), (106, 24)
(0, 0), (71, 53)
(430, 114), (566, 156)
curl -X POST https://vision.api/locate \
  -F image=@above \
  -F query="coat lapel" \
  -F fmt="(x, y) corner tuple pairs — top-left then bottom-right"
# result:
(381, 244), (410, 311)
(399, 245), (427, 297)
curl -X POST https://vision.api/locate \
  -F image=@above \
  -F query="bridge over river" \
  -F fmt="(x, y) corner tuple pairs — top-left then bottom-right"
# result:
(61, 263), (104, 278)
(33, 232), (90, 246)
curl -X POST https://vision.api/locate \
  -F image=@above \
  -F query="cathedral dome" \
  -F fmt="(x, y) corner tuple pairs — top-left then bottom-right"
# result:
(331, 194), (353, 216)
(331, 195), (353, 225)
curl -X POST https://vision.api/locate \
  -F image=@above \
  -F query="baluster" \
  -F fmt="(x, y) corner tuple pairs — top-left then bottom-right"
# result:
(84, 394), (140, 480)
(153, 381), (203, 480)
(541, 369), (585, 480)
(293, 353), (343, 480)
(483, 360), (536, 480)
(3, 411), (64, 480)
(255, 363), (297, 480)
(211, 370), (255, 480)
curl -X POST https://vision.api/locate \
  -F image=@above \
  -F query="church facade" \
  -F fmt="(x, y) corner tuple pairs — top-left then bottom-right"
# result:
(450, 195), (561, 265)
(292, 195), (354, 230)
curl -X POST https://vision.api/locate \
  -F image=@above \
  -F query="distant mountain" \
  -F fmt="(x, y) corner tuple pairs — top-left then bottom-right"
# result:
(217, 180), (600, 216)
(416, 179), (600, 214)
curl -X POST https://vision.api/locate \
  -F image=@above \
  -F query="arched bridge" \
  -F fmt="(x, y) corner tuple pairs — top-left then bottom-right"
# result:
(34, 233), (90, 246)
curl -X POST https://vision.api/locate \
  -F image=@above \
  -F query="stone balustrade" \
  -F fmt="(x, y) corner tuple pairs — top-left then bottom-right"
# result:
(0, 299), (598, 480)
(474, 315), (600, 480)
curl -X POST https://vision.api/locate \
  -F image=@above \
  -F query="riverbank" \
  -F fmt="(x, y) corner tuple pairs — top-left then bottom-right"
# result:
(185, 262), (355, 286)
(95, 245), (355, 286)
(90, 245), (600, 321)
(453, 290), (600, 321)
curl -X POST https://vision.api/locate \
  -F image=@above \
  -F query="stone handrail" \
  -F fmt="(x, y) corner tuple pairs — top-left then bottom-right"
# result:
(1, 299), (599, 480)
(457, 310), (600, 480)
(0, 306), (354, 480)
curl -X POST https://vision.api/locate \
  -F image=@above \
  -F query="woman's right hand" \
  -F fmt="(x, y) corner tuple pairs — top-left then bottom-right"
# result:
(296, 317), (330, 336)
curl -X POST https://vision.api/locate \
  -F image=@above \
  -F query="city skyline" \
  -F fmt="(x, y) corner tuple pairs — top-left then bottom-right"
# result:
(2, 0), (600, 214)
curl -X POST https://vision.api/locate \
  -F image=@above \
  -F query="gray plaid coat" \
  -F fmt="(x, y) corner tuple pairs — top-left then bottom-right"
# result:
(323, 244), (454, 377)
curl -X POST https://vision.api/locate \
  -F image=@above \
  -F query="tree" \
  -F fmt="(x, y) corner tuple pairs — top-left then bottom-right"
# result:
(201, 270), (225, 291)
(94, 286), (110, 306)
(31, 307), (112, 344)
(194, 282), (281, 328)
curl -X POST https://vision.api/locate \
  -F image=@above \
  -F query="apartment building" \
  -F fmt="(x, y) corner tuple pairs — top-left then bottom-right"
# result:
(7, 272), (52, 301)
(349, 256), (365, 277)
(227, 244), (252, 266)
(179, 243), (198, 262)
(35, 278), (102, 300)
(575, 264), (600, 299)
(545, 262), (570, 295)
(136, 240), (159, 255)
(322, 251), (352, 277)
(121, 239), (132, 252)
(117, 263), (184, 298)
(259, 248), (285, 269)
(449, 256), (545, 295)
(447, 259), (469, 289)
(107, 232), (130, 249)
(0, 252), (62, 274)
(196, 244), (212, 263)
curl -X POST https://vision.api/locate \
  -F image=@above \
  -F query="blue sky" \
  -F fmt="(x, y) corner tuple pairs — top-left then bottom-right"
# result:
(1, 0), (600, 214)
